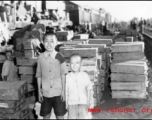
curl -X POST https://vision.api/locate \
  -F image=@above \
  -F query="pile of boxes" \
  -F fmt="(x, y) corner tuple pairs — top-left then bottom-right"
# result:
(0, 81), (30, 119)
(111, 42), (148, 99)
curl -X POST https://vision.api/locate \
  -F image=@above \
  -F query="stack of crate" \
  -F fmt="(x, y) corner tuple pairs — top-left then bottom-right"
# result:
(88, 38), (112, 89)
(60, 47), (102, 107)
(56, 31), (74, 41)
(16, 38), (38, 118)
(110, 42), (148, 99)
(0, 81), (29, 119)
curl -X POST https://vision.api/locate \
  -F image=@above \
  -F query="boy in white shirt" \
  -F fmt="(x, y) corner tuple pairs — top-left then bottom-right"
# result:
(66, 54), (92, 119)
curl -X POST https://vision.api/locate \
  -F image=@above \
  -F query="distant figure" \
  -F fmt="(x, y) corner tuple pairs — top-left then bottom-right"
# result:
(139, 18), (144, 34)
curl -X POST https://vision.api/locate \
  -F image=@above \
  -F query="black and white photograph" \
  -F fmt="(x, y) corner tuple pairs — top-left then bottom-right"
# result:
(0, 0), (151, 119)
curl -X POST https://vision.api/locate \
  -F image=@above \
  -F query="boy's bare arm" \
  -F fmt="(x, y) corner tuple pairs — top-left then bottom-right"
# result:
(87, 89), (91, 106)
(37, 77), (43, 102)
(61, 74), (66, 101)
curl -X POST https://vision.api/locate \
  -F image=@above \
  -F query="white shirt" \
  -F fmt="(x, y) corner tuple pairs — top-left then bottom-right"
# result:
(66, 71), (92, 105)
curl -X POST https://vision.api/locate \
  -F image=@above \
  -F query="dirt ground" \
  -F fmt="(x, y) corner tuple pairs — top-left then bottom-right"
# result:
(92, 33), (152, 119)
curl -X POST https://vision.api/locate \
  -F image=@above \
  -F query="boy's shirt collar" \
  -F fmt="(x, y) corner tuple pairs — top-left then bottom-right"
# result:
(44, 50), (57, 59)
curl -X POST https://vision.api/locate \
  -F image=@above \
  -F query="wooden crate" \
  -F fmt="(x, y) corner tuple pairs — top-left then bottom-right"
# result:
(111, 73), (147, 82)
(16, 43), (23, 51)
(0, 96), (25, 109)
(16, 58), (37, 66)
(24, 50), (36, 59)
(0, 107), (29, 119)
(0, 81), (27, 100)
(14, 51), (24, 58)
(23, 39), (34, 50)
(112, 52), (145, 61)
(111, 82), (146, 91)
(112, 91), (147, 99)
(111, 62), (147, 75)
(89, 39), (112, 46)
(112, 43), (144, 53)
(126, 37), (133, 42)
(73, 34), (89, 39)
(0, 101), (26, 114)
(16, 38), (28, 44)
(62, 48), (98, 58)
(75, 44), (106, 53)
(19, 66), (36, 75)
(21, 75), (36, 84)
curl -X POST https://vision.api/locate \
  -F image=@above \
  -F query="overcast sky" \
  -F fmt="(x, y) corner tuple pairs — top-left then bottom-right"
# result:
(72, 1), (152, 22)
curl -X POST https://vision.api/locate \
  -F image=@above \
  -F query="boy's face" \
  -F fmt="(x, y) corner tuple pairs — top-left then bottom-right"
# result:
(70, 56), (81, 72)
(6, 52), (13, 61)
(44, 35), (57, 52)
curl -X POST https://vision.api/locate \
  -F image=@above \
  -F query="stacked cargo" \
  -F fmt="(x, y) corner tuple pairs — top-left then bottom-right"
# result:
(88, 38), (112, 87)
(0, 81), (29, 119)
(56, 31), (74, 41)
(73, 34), (89, 40)
(16, 38), (38, 119)
(60, 47), (103, 107)
(110, 42), (148, 99)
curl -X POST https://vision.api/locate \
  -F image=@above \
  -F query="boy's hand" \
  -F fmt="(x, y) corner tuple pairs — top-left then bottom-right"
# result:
(61, 91), (65, 102)
(38, 90), (43, 103)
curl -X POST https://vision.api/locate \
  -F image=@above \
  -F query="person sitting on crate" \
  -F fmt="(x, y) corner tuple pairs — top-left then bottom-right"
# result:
(1, 50), (18, 81)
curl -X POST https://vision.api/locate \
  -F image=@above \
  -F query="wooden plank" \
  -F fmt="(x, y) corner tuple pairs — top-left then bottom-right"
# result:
(62, 48), (98, 58)
(112, 43), (144, 53)
(59, 45), (76, 54)
(16, 58), (37, 66)
(111, 73), (147, 82)
(65, 57), (97, 66)
(21, 75), (36, 84)
(112, 52), (145, 61)
(0, 81), (27, 100)
(24, 50), (36, 59)
(75, 44), (106, 53)
(19, 66), (36, 75)
(89, 39), (112, 46)
(112, 91), (147, 99)
(111, 62), (146, 74)
(111, 82), (146, 91)
(0, 96), (25, 109)
(94, 36), (114, 39)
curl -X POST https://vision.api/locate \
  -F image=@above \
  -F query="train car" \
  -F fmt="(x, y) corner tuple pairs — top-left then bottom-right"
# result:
(65, 1), (105, 26)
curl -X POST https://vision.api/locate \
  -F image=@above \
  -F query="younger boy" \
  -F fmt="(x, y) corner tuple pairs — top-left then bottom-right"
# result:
(1, 51), (18, 81)
(36, 33), (68, 119)
(66, 54), (92, 119)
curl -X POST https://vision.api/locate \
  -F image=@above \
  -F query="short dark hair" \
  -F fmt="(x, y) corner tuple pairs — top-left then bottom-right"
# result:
(70, 54), (82, 62)
(43, 33), (58, 41)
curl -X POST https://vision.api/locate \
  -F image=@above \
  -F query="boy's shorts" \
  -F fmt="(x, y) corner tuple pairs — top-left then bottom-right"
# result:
(68, 104), (88, 119)
(40, 96), (67, 117)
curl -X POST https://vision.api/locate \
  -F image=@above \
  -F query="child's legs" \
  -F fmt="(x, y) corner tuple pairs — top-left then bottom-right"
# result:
(40, 97), (53, 119)
(68, 105), (78, 119)
(77, 105), (88, 119)
(52, 96), (67, 119)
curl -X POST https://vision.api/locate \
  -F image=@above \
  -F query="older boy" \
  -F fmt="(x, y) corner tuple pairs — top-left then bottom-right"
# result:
(36, 33), (68, 119)
(66, 54), (92, 119)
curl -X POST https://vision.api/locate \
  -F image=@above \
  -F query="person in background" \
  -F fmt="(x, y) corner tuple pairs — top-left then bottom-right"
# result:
(66, 54), (92, 119)
(36, 33), (68, 119)
(1, 51), (18, 81)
